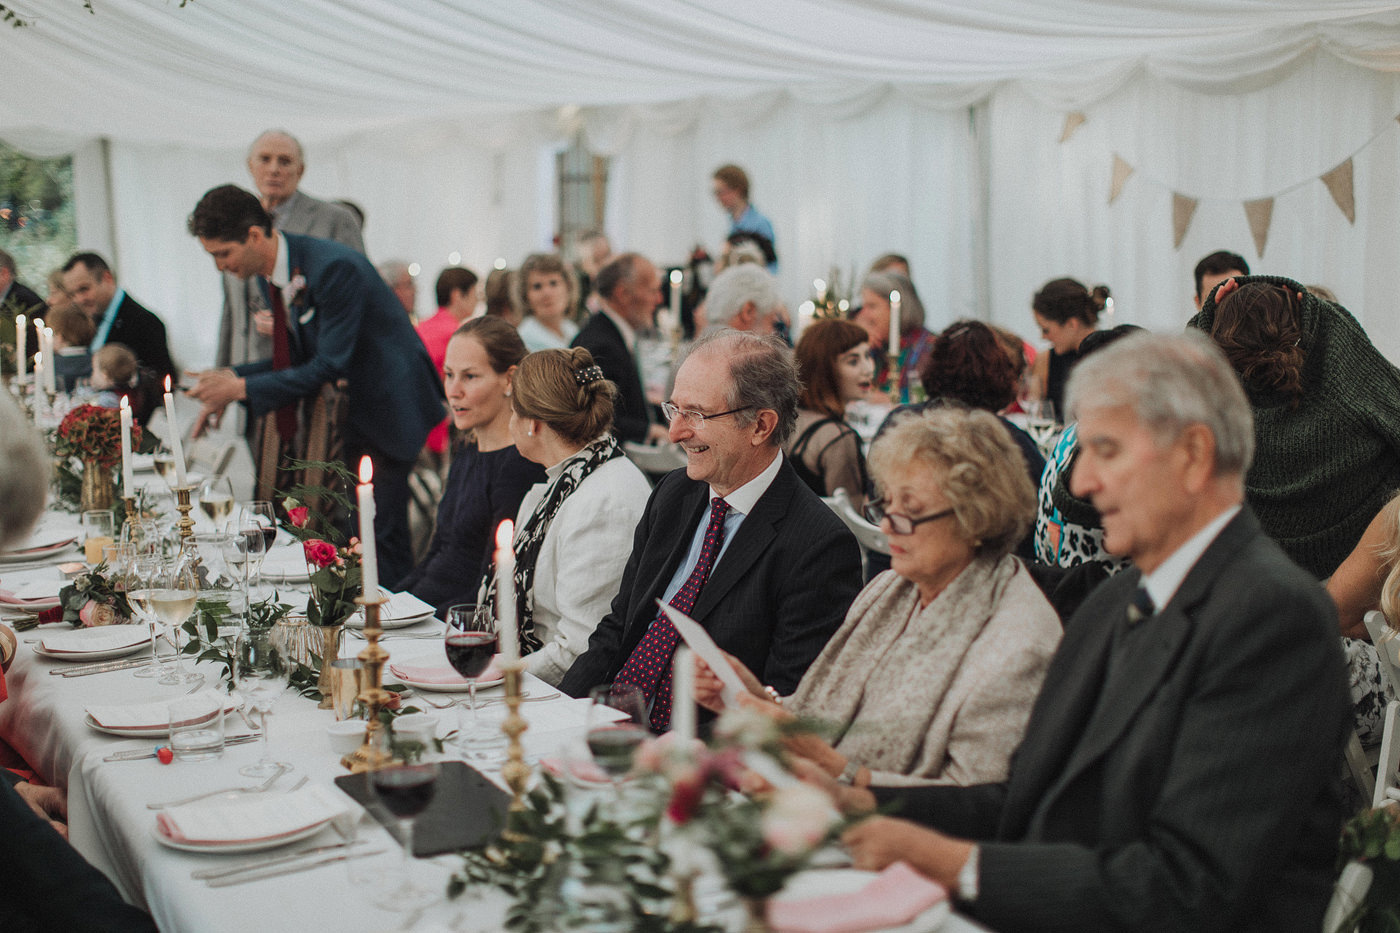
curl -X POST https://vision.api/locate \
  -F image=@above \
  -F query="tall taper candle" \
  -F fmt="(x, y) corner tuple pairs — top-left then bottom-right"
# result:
(888, 290), (901, 360)
(15, 314), (25, 385)
(673, 646), (696, 742)
(42, 327), (56, 394)
(669, 269), (683, 336)
(32, 352), (42, 401)
(495, 519), (519, 662)
(356, 456), (379, 599)
(119, 397), (134, 499)
(162, 375), (187, 486)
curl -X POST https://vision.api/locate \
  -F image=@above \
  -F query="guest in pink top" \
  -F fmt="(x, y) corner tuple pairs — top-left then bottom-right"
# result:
(416, 266), (480, 459)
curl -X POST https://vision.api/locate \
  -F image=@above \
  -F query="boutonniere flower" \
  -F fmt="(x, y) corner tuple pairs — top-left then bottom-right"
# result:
(286, 271), (309, 312)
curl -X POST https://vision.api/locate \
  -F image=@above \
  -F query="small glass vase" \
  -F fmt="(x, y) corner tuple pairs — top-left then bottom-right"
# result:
(314, 623), (344, 709)
(81, 460), (114, 512)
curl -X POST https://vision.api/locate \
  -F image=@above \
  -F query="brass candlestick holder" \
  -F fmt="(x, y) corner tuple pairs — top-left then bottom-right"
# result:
(122, 496), (138, 525)
(498, 658), (532, 839)
(172, 485), (196, 541)
(886, 346), (901, 406)
(342, 594), (395, 773)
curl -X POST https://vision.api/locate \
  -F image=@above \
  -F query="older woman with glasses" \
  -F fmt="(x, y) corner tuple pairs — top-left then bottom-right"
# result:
(696, 405), (1061, 787)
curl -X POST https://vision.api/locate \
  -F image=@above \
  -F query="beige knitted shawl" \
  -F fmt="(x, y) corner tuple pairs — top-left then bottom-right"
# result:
(788, 554), (1020, 780)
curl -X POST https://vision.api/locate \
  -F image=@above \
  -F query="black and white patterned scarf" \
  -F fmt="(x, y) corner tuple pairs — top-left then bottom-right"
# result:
(476, 434), (623, 654)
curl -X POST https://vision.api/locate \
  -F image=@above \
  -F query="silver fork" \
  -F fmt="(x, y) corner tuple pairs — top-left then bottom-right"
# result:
(146, 762), (289, 810)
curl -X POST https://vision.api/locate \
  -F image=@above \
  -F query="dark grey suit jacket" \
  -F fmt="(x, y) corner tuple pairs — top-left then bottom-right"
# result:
(560, 457), (863, 699)
(571, 310), (650, 444)
(876, 508), (1349, 933)
(106, 293), (175, 383)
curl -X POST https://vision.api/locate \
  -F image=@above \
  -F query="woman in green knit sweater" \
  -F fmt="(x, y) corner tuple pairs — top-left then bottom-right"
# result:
(1190, 276), (1400, 580)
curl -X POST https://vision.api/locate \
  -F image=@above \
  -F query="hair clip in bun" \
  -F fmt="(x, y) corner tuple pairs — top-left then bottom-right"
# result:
(573, 365), (604, 387)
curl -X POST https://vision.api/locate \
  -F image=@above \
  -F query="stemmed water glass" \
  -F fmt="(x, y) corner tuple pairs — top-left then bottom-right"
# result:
(152, 444), (181, 491)
(367, 757), (442, 911)
(443, 603), (502, 758)
(197, 476), (235, 531)
(237, 627), (293, 778)
(586, 683), (650, 802)
(149, 552), (201, 685)
(1022, 399), (1060, 455)
(220, 522), (264, 623)
(123, 552), (167, 680)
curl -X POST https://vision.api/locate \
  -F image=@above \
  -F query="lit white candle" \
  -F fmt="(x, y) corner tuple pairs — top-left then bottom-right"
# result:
(356, 456), (379, 600)
(888, 290), (901, 359)
(42, 327), (56, 394)
(162, 375), (187, 486)
(495, 519), (518, 663)
(15, 314), (25, 385)
(32, 352), (42, 399)
(669, 268), (683, 324)
(673, 646), (696, 742)
(30, 318), (41, 388)
(119, 397), (134, 499)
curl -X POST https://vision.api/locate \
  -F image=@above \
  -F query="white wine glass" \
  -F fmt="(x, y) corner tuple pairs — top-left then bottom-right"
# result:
(150, 553), (201, 685)
(123, 552), (166, 680)
(197, 476), (235, 531)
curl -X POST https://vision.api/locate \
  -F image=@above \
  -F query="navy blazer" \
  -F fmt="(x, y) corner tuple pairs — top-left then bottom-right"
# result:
(875, 509), (1349, 933)
(560, 456), (863, 699)
(234, 233), (445, 463)
(571, 311), (650, 444)
(107, 292), (175, 383)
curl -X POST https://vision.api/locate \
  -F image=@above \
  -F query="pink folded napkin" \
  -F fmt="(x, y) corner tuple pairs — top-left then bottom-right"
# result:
(388, 661), (469, 685)
(0, 590), (58, 607)
(539, 755), (611, 784)
(156, 785), (351, 845)
(768, 863), (948, 933)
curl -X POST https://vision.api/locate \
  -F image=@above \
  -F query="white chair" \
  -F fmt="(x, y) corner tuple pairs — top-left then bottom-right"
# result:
(623, 441), (687, 476)
(821, 488), (889, 581)
(1322, 860), (1373, 933)
(1363, 610), (1400, 808)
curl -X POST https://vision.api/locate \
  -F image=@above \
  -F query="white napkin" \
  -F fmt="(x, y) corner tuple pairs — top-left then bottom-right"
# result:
(0, 568), (63, 600)
(42, 626), (150, 654)
(261, 543), (309, 580)
(87, 691), (233, 730)
(382, 591), (434, 620)
(156, 784), (353, 844)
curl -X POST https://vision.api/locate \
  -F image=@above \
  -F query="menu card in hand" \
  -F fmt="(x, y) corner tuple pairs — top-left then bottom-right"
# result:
(335, 761), (509, 856)
(656, 601), (744, 705)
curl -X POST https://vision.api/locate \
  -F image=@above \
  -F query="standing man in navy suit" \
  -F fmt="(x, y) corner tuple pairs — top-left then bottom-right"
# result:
(185, 185), (444, 588)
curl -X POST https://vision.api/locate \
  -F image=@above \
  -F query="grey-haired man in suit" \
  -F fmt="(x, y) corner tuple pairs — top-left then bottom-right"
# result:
(216, 129), (364, 369)
(833, 331), (1349, 933)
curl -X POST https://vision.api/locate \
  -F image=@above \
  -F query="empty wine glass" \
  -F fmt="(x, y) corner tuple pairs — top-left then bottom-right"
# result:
(368, 758), (442, 912)
(221, 521), (263, 624)
(123, 552), (165, 680)
(241, 501), (277, 590)
(1023, 399), (1060, 455)
(152, 444), (181, 491)
(443, 603), (502, 758)
(237, 627), (293, 779)
(586, 683), (650, 802)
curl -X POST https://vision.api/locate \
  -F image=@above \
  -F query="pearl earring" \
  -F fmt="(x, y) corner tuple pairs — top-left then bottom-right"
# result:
(527, 429), (534, 436)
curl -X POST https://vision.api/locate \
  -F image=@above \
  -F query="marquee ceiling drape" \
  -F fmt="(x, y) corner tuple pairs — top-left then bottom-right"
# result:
(4, 0), (1400, 367)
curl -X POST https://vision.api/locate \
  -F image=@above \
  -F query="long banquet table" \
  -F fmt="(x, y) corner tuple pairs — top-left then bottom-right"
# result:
(0, 515), (988, 932)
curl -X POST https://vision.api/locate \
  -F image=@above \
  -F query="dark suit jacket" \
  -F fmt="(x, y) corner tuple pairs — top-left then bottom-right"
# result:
(233, 233), (445, 463)
(875, 509), (1349, 933)
(106, 293), (175, 383)
(560, 457), (863, 698)
(571, 311), (650, 443)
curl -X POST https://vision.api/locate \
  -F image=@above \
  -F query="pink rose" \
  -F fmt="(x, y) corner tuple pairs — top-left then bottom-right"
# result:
(303, 539), (338, 569)
(287, 505), (310, 528)
(760, 783), (837, 856)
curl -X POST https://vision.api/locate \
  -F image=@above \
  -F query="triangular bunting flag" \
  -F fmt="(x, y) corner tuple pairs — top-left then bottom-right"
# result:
(1172, 194), (1198, 249)
(1109, 155), (1134, 204)
(1244, 198), (1273, 257)
(1321, 158), (1356, 224)
(1060, 112), (1087, 143)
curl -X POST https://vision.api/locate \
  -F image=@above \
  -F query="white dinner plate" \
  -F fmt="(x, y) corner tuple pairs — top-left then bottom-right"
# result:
(770, 869), (950, 933)
(34, 635), (152, 662)
(346, 611), (436, 631)
(0, 538), (79, 563)
(388, 672), (504, 693)
(2, 596), (61, 613)
(85, 713), (168, 738)
(153, 817), (333, 854)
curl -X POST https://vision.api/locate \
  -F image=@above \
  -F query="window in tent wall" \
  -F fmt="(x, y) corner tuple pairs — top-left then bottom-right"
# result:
(556, 132), (610, 265)
(0, 141), (75, 375)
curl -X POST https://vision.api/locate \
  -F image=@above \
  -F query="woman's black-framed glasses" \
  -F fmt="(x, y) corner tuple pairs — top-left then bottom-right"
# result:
(862, 499), (957, 536)
(660, 402), (753, 426)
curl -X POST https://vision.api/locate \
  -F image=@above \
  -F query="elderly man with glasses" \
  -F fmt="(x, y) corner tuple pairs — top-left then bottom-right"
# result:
(559, 331), (863, 730)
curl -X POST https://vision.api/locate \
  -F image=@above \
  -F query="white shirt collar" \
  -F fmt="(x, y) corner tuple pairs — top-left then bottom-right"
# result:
(270, 231), (291, 288)
(713, 448), (783, 517)
(599, 304), (636, 353)
(1141, 504), (1241, 612)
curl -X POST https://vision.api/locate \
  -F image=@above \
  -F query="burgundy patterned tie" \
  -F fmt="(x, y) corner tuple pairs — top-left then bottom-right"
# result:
(267, 281), (298, 440)
(615, 496), (730, 731)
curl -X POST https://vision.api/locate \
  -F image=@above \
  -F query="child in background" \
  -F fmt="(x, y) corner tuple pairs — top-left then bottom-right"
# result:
(48, 304), (94, 392)
(90, 343), (140, 409)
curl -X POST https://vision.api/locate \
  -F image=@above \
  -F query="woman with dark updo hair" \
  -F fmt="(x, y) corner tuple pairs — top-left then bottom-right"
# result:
(476, 347), (652, 686)
(1029, 277), (1109, 415)
(1192, 277), (1400, 580)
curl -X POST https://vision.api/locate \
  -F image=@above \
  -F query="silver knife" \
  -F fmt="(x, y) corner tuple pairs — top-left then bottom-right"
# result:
(205, 848), (386, 887)
(103, 735), (260, 762)
(56, 657), (155, 677)
(191, 839), (364, 880)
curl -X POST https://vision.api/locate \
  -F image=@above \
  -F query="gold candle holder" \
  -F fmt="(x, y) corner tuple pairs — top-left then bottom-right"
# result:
(498, 658), (532, 839)
(173, 485), (196, 542)
(122, 496), (138, 525)
(342, 595), (395, 773)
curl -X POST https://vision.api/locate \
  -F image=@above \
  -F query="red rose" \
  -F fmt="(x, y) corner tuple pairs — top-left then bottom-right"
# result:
(666, 774), (706, 825)
(287, 506), (310, 528)
(303, 539), (338, 569)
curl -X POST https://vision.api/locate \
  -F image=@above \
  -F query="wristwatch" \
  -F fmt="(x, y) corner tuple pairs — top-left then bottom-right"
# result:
(835, 758), (861, 786)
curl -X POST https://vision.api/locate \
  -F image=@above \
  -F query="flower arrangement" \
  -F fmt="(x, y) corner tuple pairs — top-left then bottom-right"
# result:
(449, 706), (843, 931)
(19, 563), (134, 630)
(52, 404), (138, 469)
(277, 458), (361, 627)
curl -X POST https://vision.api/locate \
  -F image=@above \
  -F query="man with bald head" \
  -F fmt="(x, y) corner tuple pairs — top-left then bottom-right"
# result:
(216, 129), (365, 369)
